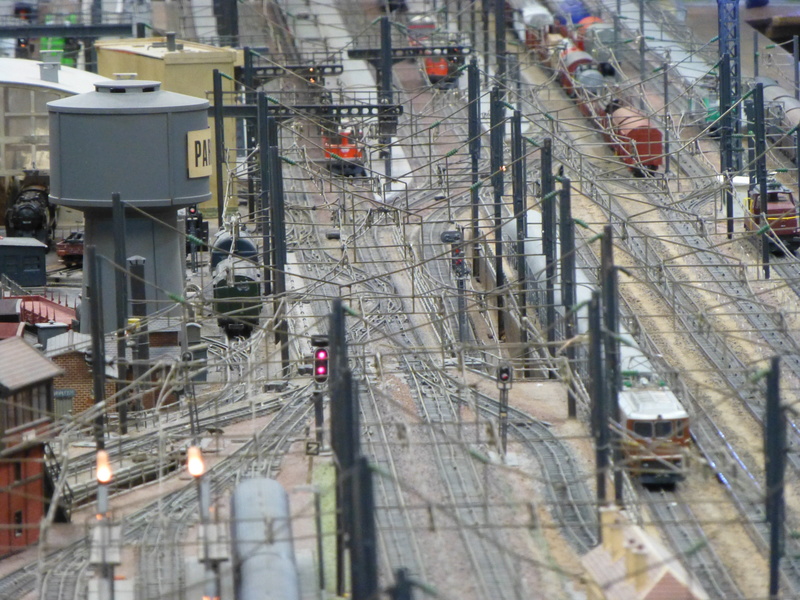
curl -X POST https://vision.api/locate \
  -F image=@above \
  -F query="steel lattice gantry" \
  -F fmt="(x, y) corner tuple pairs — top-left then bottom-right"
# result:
(718, 0), (742, 170)
(718, 0), (741, 101)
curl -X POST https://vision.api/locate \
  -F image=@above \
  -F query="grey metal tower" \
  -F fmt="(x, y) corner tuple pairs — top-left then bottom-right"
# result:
(718, 0), (742, 170)
(48, 80), (212, 333)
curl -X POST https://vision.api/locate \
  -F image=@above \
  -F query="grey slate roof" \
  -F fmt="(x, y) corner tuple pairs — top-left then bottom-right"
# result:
(0, 337), (63, 394)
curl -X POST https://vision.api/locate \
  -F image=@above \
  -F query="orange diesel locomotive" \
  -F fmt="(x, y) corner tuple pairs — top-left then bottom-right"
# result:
(618, 388), (690, 484)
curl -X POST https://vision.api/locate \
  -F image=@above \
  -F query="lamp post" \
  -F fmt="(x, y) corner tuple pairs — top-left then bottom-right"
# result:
(187, 446), (223, 600)
(93, 450), (117, 600)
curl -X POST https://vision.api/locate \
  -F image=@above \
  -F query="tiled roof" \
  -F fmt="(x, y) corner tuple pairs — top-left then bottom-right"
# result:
(0, 322), (24, 340)
(581, 509), (709, 600)
(0, 337), (63, 394)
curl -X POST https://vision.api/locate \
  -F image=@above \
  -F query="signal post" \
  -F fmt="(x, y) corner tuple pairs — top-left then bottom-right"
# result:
(497, 364), (512, 456)
(311, 335), (329, 454)
(442, 230), (469, 345)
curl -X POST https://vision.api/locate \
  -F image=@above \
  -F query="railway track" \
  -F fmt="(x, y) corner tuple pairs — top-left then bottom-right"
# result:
(384, 25), (745, 598)
(641, 487), (744, 600)
(545, 117), (800, 592)
(26, 387), (315, 599)
(455, 50), (769, 597)
(19, 2), (789, 598)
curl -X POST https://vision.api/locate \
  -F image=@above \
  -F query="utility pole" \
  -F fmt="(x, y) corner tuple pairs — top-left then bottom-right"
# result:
(128, 256), (149, 413)
(258, 94), (274, 295)
(601, 226), (622, 506)
(380, 16), (393, 179)
(512, 110), (528, 371)
(719, 53), (735, 239)
(589, 291), (608, 514)
(765, 356), (785, 600)
(663, 62), (670, 174)
(469, 59), (481, 278)
(559, 178), (577, 418)
(243, 47), (257, 217)
(111, 193), (128, 435)
(268, 143), (290, 376)
(494, 0), (506, 89)
(490, 87), (506, 339)
(212, 69), (226, 228)
(351, 457), (378, 600)
(329, 299), (360, 598)
(86, 245), (106, 451)
(753, 83), (770, 280)
(541, 139), (557, 365)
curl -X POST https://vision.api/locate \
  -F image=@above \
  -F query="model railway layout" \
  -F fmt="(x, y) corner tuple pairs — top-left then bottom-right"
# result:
(2, 0), (800, 598)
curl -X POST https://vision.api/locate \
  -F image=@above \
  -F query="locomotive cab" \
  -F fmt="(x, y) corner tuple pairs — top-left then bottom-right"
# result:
(210, 218), (261, 338)
(4, 170), (55, 247)
(323, 127), (367, 177)
(424, 52), (462, 89)
(746, 179), (800, 250)
(408, 14), (436, 45)
(619, 389), (690, 484)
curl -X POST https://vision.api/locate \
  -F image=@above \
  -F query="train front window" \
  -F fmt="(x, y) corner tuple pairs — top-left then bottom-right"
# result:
(769, 192), (791, 204)
(654, 421), (673, 438)
(633, 422), (652, 437)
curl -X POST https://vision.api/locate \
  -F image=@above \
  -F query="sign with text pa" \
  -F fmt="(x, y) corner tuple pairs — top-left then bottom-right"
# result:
(187, 129), (212, 178)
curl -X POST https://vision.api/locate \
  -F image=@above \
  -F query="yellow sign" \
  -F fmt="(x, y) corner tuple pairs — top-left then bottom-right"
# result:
(187, 129), (212, 178)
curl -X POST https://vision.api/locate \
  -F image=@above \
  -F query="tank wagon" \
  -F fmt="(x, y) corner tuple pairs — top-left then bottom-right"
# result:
(230, 478), (301, 600)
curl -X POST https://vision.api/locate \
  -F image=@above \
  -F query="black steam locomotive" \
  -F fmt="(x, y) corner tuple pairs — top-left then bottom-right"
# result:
(4, 171), (56, 247)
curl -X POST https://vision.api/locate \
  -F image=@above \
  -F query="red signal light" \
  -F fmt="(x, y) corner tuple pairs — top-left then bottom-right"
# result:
(451, 243), (469, 277)
(497, 365), (512, 386)
(314, 348), (329, 382)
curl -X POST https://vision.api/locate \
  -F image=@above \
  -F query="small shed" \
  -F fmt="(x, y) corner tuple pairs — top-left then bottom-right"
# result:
(0, 337), (67, 552)
(94, 37), (238, 217)
(581, 506), (709, 600)
(0, 237), (47, 287)
(0, 298), (21, 322)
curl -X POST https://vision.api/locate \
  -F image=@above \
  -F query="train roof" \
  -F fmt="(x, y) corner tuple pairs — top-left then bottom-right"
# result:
(523, 5), (554, 28)
(212, 256), (262, 284)
(0, 57), (109, 95)
(618, 389), (688, 421)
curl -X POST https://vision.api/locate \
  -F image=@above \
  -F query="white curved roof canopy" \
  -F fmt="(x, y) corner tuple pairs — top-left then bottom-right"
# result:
(0, 57), (110, 94)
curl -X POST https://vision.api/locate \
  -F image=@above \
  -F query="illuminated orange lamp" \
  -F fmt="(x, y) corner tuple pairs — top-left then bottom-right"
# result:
(187, 446), (205, 478)
(96, 450), (112, 484)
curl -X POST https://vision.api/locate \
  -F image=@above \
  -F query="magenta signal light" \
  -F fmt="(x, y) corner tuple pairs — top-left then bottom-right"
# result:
(314, 348), (329, 382)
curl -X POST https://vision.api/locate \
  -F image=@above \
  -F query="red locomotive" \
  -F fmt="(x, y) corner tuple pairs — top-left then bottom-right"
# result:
(323, 126), (367, 177)
(408, 15), (464, 90)
(745, 177), (800, 250)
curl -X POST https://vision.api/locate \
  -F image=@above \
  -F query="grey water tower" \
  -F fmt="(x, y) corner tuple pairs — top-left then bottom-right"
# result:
(48, 80), (211, 333)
